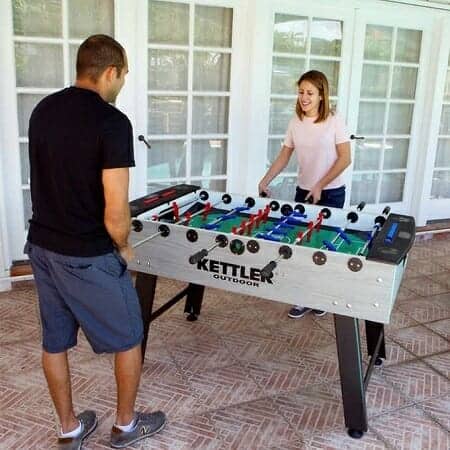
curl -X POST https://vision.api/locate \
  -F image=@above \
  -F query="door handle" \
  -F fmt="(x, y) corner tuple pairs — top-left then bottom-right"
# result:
(138, 135), (152, 149)
(350, 134), (365, 140)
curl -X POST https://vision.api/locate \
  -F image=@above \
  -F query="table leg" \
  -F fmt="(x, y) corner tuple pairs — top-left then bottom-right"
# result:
(365, 320), (386, 366)
(334, 314), (368, 438)
(135, 272), (157, 360)
(184, 283), (205, 321)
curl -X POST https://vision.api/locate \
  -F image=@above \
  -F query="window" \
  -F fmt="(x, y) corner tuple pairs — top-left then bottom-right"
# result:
(430, 50), (450, 199)
(12, 0), (114, 228)
(267, 14), (344, 200)
(351, 25), (422, 205)
(146, 0), (233, 193)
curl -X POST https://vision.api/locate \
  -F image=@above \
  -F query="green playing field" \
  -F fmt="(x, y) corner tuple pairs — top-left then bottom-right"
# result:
(188, 209), (368, 256)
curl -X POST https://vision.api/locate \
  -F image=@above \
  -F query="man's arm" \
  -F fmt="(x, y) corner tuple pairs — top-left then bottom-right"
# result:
(102, 167), (133, 261)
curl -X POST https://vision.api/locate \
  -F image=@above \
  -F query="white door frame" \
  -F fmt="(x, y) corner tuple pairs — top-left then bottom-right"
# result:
(0, 0), (25, 270)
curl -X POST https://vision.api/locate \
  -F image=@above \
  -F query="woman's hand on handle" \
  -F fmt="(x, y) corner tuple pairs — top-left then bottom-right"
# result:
(305, 184), (323, 204)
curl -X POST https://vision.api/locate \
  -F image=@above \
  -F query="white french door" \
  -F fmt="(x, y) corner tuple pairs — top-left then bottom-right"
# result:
(346, 5), (434, 216)
(246, 0), (354, 201)
(131, 0), (247, 200)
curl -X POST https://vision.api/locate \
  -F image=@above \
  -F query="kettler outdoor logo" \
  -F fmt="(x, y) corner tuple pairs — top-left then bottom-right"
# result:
(196, 258), (273, 287)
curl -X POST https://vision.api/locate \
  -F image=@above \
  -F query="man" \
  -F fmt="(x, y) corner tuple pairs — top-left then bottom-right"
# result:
(25, 35), (166, 449)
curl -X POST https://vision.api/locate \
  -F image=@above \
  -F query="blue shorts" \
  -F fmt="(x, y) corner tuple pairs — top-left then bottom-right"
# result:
(25, 242), (143, 354)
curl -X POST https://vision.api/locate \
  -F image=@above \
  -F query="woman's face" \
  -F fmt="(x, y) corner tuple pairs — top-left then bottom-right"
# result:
(298, 80), (322, 117)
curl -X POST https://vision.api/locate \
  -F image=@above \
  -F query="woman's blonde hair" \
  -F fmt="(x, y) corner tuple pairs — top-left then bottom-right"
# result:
(295, 70), (330, 123)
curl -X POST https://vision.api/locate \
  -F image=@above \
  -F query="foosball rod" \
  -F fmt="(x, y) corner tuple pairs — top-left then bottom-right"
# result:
(150, 196), (200, 221)
(131, 199), (223, 249)
(357, 206), (391, 255)
(321, 202), (366, 252)
(294, 208), (331, 245)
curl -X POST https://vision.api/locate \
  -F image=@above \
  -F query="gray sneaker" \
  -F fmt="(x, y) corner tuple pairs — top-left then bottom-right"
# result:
(57, 410), (98, 450)
(110, 411), (166, 448)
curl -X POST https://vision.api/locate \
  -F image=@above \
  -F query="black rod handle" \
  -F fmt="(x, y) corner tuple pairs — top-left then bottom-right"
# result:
(261, 261), (277, 279)
(189, 249), (208, 264)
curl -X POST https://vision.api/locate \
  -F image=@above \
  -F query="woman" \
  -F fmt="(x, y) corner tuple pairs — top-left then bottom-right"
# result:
(258, 70), (351, 319)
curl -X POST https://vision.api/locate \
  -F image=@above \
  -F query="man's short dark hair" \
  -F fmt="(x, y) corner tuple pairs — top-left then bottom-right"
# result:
(76, 34), (126, 82)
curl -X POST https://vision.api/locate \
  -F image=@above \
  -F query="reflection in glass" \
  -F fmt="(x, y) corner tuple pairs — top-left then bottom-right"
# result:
(392, 67), (417, 99)
(194, 179), (227, 191)
(431, 170), (450, 199)
(148, 49), (188, 91)
(20, 143), (30, 185)
(148, 181), (182, 194)
(357, 102), (385, 135)
(13, 0), (62, 37)
(361, 64), (388, 98)
(364, 25), (392, 61)
(23, 189), (32, 229)
(148, 96), (187, 135)
(191, 140), (227, 177)
(310, 59), (340, 96)
(435, 138), (450, 167)
(267, 139), (297, 172)
(387, 103), (413, 135)
(15, 43), (63, 88)
(353, 140), (382, 171)
(380, 172), (405, 202)
(17, 94), (46, 136)
(149, 0), (189, 45)
(273, 14), (307, 54)
(68, 0), (113, 39)
(271, 57), (304, 95)
(351, 173), (378, 204)
(439, 105), (450, 135)
(147, 140), (186, 180)
(395, 29), (421, 64)
(444, 65), (450, 101)
(194, 5), (233, 48)
(269, 99), (295, 135)
(269, 176), (298, 201)
(192, 97), (229, 134)
(193, 52), (230, 91)
(69, 44), (78, 84)
(311, 19), (342, 57)
(384, 139), (409, 170)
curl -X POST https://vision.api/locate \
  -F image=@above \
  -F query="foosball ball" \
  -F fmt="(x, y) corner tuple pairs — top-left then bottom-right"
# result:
(128, 184), (415, 439)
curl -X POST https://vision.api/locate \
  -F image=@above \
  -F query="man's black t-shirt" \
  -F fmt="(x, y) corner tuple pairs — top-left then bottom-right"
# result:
(27, 86), (135, 257)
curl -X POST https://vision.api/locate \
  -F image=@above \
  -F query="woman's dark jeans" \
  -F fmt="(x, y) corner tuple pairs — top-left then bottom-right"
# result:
(295, 185), (345, 208)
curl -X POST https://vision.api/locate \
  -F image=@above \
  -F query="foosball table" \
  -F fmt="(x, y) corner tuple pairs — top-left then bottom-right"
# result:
(128, 184), (415, 439)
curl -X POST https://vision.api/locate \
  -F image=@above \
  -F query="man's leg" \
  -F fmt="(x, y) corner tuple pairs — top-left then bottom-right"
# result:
(114, 344), (142, 425)
(42, 350), (79, 433)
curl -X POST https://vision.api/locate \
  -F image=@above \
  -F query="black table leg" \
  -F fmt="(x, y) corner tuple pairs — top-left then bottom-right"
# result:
(135, 272), (157, 360)
(184, 283), (205, 321)
(365, 320), (386, 366)
(334, 314), (368, 439)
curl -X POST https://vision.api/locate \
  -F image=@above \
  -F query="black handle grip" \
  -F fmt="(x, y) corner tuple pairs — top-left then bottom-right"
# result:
(261, 261), (277, 279)
(189, 249), (208, 264)
(350, 134), (365, 140)
(260, 191), (268, 198)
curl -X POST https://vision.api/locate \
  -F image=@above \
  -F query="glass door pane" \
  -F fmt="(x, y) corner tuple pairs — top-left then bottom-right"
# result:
(12, 0), (114, 229)
(350, 24), (422, 206)
(267, 13), (344, 200)
(146, 1), (233, 192)
(431, 50), (450, 200)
